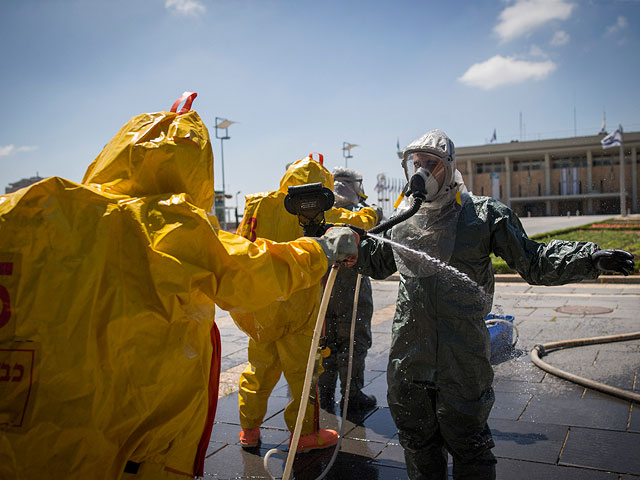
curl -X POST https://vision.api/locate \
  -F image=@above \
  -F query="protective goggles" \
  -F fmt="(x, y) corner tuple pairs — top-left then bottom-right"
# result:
(403, 152), (447, 180)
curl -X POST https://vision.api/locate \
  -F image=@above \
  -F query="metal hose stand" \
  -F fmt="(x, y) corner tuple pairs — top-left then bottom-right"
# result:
(368, 194), (423, 235)
(530, 331), (640, 404)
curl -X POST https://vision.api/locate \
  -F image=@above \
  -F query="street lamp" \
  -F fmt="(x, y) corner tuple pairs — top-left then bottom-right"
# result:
(214, 117), (237, 195)
(342, 142), (359, 168)
(235, 190), (242, 227)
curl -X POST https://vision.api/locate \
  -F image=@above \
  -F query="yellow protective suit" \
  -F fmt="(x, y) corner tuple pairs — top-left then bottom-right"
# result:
(233, 156), (378, 434)
(0, 106), (329, 479)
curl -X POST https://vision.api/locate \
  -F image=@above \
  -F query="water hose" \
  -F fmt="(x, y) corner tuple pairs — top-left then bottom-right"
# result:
(531, 332), (640, 403)
(263, 270), (365, 480)
(311, 273), (362, 480)
(264, 266), (339, 480)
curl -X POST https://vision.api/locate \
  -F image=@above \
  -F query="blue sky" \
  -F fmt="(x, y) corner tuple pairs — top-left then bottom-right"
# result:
(1, 0), (639, 211)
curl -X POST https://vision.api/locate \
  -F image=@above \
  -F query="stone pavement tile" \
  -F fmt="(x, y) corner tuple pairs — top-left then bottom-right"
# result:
(317, 405), (358, 434)
(573, 317), (640, 337)
(492, 354), (546, 383)
(362, 373), (390, 408)
(345, 407), (399, 444)
(526, 317), (585, 344)
(364, 369), (386, 386)
(293, 450), (399, 480)
(545, 347), (637, 391)
(592, 350), (638, 390)
(339, 437), (387, 459)
(367, 351), (391, 372)
(261, 393), (290, 423)
(496, 458), (618, 479)
(220, 349), (248, 371)
(214, 393), (241, 424)
(371, 443), (405, 468)
(203, 444), (271, 478)
(560, 427), (640, 475)
(494, 377), (584, 398)
(502, 307), (535, 319)
(210, 421), (242, 446)
(630, 404), (640, 433)
(528, 286), (585, 295)
(519, 393), (630, 431)
(205, 441), (226, 458)
(490, 418), (568, 464)
(490, 391), (533, 421)
(514, 297), (569, 308)
(270, 376), (290, 397)
(372, 324), (393, 336)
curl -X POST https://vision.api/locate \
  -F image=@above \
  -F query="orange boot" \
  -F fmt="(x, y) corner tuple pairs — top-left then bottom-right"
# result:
(293, 428), (338, 453)
(239, 427), (261, 448)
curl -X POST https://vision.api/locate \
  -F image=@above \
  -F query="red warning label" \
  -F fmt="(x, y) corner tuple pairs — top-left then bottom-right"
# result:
(0, 347), (36, 429)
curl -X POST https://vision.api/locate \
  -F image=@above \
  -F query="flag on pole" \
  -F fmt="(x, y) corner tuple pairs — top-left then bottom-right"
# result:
(601, 124), (623, 149)
(598, 111), (607, 135)
(489, 129), (497, 143)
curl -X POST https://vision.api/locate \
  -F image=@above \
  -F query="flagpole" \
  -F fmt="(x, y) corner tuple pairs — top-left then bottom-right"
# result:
(620, 142), (626, 217)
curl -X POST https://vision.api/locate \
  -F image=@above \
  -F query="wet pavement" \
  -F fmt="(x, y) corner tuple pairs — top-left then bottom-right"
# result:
(207, 280), (640, 479)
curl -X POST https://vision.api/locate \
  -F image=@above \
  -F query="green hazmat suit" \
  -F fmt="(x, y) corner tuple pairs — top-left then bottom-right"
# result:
(356, 130), (602, 480)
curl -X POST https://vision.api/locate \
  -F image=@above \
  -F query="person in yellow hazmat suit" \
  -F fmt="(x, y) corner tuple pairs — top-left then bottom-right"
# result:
(232, 155), (379, 452)
(0, 94), (359, 480)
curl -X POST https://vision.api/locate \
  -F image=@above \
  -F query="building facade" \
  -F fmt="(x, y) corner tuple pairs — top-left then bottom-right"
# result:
(4, 176), (45, 194)
(456, 132), (640, 216)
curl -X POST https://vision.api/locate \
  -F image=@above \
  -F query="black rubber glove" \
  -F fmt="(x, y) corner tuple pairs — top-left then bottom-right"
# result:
(591, 249), (635, 276)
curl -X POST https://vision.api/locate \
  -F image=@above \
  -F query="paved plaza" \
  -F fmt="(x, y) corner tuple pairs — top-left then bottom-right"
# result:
(205, 277), (640, 479)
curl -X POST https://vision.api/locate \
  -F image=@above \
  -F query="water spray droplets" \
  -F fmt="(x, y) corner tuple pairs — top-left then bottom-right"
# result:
(368, 233), (492, 310)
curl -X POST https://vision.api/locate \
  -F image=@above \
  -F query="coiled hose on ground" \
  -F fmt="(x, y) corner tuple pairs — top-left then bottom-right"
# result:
(531, 332), (640, 403)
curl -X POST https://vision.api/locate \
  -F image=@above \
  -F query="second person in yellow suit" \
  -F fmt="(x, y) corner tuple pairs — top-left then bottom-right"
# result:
(233, 155), (379, 451)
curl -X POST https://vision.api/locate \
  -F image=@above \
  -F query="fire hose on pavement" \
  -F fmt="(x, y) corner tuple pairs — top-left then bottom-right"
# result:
(531, 332), (640, 404)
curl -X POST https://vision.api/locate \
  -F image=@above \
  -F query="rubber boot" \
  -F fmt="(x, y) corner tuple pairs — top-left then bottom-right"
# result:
(318, 371), (337, 412)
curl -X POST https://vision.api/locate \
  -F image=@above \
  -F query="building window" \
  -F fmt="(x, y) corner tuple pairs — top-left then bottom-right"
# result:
(499, 185), (503, 198)
(518, 184), (522, 197)
(538, 183), (541, 196)
(481, 186), (484, 195)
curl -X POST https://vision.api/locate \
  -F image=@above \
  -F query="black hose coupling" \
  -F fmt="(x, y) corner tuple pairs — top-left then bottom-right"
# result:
(533, 344), (546, 358)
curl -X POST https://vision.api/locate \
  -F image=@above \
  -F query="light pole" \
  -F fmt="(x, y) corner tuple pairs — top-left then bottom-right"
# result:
(235, 190), (242, 227)
(342, 142), (358, 168)
(214, 117), (237, 229)
(214, 117), (237, 195)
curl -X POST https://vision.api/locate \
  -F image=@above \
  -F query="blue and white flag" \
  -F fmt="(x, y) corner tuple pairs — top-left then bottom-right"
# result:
(601, 124), (623, 149)
(489, 128), (497, 143)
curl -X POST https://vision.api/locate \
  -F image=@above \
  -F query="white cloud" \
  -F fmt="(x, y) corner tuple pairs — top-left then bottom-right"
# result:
(458, 55), (556, 90)
(0, 145), (38, 157)
(529, 44), (548, 57)
(165, 0), (206, 16)
(550, 30), (570, 46)
(494, 0), (575, 42)
(605, 16), (628, 35)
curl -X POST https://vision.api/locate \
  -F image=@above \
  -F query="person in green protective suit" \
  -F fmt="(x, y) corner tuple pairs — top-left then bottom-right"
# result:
(355, 129), (635, 480)
(319, 166), (381, 414)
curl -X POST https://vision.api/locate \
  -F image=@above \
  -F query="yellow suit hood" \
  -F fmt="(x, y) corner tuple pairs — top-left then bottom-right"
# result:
(278, 156), (334, 193)
(82, 110), (214, 212)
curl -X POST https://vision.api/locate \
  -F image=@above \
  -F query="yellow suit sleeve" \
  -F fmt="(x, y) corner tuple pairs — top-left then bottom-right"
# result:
(326, 206), (378, 230)
(146, 197), (328, 314)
